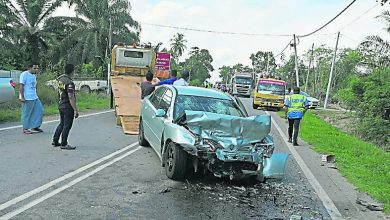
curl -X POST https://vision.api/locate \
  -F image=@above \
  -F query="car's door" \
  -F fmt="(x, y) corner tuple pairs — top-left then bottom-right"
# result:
(150, 88), (174, 154)
(143, 87), (166, 148)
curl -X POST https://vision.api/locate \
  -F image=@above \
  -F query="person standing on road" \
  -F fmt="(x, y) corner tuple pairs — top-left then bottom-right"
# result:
(173, 70), (189, 86)
(141, 71), (155, 99)
(284, 86), (309, 146)
(19, 64), (44, 134)
(154, 69), (177, 85)
(52, 64), (78, 150)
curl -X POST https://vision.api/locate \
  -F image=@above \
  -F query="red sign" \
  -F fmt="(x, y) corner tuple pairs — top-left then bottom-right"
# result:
(155, 52), (170, 79)
(155, 52), (171, 71)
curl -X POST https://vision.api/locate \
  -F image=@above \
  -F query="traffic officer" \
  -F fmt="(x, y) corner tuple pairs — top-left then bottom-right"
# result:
(284, 86), (309, 146)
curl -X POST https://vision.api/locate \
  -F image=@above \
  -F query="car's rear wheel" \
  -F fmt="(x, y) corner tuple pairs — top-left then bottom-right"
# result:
(80, 85), (91, 94)
(165, 142), (187, 180)
(138, 118), (149, 147)
(253, 103), (259, 109)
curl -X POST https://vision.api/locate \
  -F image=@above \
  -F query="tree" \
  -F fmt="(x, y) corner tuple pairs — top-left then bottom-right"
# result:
(360, 11), (390, 67)
(219, 66), (233, 84)
(250, 51), (276, 74)
(0, 0), (65, 66)
(183, 47), (214, 86)
(170, 33), (187, 63)
(55, 0), (140, 68)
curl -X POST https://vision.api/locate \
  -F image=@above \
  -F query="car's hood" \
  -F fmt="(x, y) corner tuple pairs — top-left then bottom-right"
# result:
(182, 110), (271, 148)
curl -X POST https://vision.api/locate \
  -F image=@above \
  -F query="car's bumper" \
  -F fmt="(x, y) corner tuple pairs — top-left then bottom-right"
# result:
(254, 100), (284, 108)
(0, 85), (15, 103)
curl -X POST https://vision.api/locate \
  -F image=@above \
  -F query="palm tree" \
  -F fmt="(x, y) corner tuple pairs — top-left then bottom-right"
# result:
(54, 0), (140, 67)
(170, 33), (187, 63)
(361, 10), (390, 66)
(0, 0), (65, 65)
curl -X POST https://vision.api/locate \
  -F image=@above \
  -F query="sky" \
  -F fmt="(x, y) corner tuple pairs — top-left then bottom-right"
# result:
(54, 0), (389, 83)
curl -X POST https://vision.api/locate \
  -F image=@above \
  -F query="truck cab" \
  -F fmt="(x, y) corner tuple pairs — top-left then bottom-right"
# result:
(253, 78), (286, 111)
(231, 74), (253, 98)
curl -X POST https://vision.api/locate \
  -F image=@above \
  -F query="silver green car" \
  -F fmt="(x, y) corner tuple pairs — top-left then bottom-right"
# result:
(139, 85), (289, 181)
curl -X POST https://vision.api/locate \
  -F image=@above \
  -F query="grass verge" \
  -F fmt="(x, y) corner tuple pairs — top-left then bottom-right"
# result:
(277, 111), (390, 213)
(0, 92), (110, 123)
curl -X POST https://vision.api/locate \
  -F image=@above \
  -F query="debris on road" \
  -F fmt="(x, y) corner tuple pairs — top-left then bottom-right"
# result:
(177, 178), (326, 219)
(159, 187), (174, 194)
(321, 154), (336, 163)
(290, 214), (302, 220)
(356, 198), (384, 211)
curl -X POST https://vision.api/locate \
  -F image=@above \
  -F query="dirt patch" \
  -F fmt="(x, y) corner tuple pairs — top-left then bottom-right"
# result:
(313, 109), (357, 134)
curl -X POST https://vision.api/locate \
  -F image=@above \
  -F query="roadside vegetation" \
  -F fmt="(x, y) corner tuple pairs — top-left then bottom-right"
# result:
(277, 111), (390, 212)
(0, 84), (109, 123)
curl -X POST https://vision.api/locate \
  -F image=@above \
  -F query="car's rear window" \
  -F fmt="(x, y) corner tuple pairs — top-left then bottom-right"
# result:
(173, 95), (244, 119)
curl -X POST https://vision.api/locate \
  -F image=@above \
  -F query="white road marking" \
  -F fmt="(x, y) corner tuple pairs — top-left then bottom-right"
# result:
(0, 145), (142, 220)
(266, 111), (343, 220)
(0, 141), (137, 212)
(0, 110), (114, 132)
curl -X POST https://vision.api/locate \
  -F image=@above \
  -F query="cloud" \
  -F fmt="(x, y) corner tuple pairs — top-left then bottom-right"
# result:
(55, 0), (388, 83)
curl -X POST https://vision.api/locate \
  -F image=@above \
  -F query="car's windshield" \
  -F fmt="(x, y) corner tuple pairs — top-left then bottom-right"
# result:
(257, 81), (285, 95)
(173, 95), (244, 119)
(235, 77), (252, 85)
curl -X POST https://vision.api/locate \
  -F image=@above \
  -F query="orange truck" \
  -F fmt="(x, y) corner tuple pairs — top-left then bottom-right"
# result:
(252, 78), (286, 111)
(110, 43), (169, 134)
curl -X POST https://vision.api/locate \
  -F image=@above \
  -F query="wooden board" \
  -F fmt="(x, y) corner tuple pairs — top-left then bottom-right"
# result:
(110, 76), (144, 135)
(120, 116), (139, 135)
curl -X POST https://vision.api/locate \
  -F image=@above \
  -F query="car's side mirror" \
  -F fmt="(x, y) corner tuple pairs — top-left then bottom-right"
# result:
(155, 109), (166, 117)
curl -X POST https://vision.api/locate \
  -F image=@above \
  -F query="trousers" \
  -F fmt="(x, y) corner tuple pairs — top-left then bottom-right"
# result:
(288, 118), (301, 143)
(53, 108), (74, 146)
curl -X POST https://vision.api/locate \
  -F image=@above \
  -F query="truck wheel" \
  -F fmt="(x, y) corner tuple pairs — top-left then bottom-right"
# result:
(80, 85), (91, 94)
(165, 142), (187, 180)
(138, 118), (149, 147)
(253, 103), (259, 109)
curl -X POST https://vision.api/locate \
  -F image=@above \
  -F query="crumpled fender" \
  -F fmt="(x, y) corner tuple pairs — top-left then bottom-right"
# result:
(263, 153), (289, 179)
(162, 123), (196, 153)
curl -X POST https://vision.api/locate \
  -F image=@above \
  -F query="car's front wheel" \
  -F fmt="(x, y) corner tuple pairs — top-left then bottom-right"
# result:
(138, 118), (149, 147)
(165, 142), (187, 180)
(253, 103), (259, 109)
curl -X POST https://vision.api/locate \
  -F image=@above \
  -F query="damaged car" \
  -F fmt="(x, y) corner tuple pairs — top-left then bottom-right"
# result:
(139, 85), (289, 181)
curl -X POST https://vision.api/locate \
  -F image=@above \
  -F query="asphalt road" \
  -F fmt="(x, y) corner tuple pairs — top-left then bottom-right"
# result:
(0, 100), (387, 220)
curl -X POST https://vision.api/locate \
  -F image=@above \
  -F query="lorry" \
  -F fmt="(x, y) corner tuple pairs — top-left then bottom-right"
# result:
(110, 43), (169, 134)
(230, 74), (253, 98)
(252, 78), (286, 111)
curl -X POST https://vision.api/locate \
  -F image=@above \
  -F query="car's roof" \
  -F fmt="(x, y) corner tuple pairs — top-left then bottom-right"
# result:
(172, 86), (231, 100)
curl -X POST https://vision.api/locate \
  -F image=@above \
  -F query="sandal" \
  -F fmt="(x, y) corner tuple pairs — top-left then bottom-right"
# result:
(31, 128), (43, 133)
(23, 129), (33, 134)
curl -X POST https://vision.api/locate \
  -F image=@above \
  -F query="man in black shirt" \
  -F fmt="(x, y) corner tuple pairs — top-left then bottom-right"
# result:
(52, 64), (79, 150)
(141, 71), (155, 99)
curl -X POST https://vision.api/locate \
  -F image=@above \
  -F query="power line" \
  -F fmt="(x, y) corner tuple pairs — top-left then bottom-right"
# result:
(339, 2), (379, 31)
(275, 39), (293, 57)
(140, 22), (291, 37)
(298, 0), (357, 38)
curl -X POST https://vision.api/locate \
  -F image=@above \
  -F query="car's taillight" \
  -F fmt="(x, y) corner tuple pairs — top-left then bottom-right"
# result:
(10, 80), (15, 88)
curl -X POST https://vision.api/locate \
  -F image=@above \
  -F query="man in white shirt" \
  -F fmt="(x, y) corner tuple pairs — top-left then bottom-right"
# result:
(19, 64), (44, 134)
(173, 70), (189, 86)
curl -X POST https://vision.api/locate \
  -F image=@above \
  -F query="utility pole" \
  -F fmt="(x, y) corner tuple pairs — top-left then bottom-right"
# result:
(305, 43), (314, 92)
(293, 34), (299, 87)
(108, 16), (113, 108)
(324, 32), (340, 110)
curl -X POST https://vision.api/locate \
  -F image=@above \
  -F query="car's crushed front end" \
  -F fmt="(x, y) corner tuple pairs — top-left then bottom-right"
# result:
(170, 110), (289, 180)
